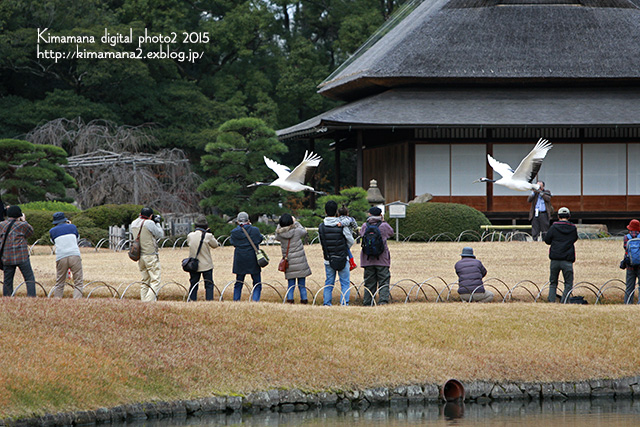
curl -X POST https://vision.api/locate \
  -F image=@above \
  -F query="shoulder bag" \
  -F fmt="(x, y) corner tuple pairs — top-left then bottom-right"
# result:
(0, 220), (16, 271)
(182, 230), (206, 273)
(128, 219), (145, 261)
(241, 225), (269, 268)
(278, 239), (290, 272)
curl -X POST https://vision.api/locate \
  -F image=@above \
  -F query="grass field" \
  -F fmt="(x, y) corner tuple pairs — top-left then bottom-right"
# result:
(1, 239), (638, 420)
(22, 239), (630, 303)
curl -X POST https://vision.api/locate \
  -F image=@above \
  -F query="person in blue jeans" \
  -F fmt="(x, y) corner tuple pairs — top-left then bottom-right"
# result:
(230, 212), (263, 301)
(623, 219), (640, 304)
(0, 206), (36, 297)
(275, 213), (311, 304)
(318, 201), (354, 306)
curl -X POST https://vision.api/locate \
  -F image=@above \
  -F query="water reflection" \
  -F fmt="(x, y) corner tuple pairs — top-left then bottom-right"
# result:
(121, 398), (640, 426)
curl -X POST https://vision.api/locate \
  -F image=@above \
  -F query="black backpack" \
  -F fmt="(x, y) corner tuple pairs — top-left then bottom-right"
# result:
(361, 222), (384, 259)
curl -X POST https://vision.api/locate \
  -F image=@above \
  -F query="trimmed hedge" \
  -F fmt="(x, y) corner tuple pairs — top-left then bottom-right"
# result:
(395, 202), (490, 241)
(24, 210), (78, 245)
(74, 204), (143, 229)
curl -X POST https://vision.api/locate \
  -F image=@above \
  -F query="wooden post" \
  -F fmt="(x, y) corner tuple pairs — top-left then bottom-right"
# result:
(335, 142), (341, 193)
(356, 130), (363, 188)
(309, 138), (316, 209)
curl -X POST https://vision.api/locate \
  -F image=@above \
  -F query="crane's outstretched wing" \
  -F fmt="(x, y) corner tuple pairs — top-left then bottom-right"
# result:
(511, 138), (553, 183)
(287, 151), (322, 184)
(487, 154), (514, 179)
(263, 156), (291, 180)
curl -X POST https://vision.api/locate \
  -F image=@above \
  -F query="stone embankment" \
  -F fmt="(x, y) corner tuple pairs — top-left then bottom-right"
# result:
(4, 376), (639, 426)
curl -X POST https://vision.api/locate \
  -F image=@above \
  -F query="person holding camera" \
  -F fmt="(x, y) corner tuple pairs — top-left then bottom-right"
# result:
(49, 212), (84, 298)
(622, 219), (640, 304)
(0, 205), (36, 297)
(527, 181), (553, 241)
(544, 207), (578, 303)
(130, 207), (164, 302)
(186, 216), (219, 301)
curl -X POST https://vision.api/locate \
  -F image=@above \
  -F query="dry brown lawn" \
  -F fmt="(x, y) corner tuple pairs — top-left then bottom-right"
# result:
(2, 239), (638, 420)
(24, 239), (628, 303)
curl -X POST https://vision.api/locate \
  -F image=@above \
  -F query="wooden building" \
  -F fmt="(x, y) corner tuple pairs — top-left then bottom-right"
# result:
(277, 0), (640, 222)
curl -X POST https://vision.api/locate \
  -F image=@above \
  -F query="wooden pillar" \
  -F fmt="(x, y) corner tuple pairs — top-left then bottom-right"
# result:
(356, 130), (363, 188)
(335, 141), (341, 194)
(486, 143), (493, 212)
(309, 138), (316, 209)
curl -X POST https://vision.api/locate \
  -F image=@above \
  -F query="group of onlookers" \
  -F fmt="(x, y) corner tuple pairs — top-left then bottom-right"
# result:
(1, 201), (639, 305)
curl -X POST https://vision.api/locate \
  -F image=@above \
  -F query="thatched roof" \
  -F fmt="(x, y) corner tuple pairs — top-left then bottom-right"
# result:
(277, 87), (640, 139)
(320, 0), (640, 101)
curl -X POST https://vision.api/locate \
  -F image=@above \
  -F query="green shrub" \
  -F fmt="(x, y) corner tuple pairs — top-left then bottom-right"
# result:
(71, 215), (96, 228)
(24, 210), (77, 244)
(20, 201), (79, 212)
(395, 202), (490, 241)
(77, 227), (108, 245)
(74, 204), (143, 229)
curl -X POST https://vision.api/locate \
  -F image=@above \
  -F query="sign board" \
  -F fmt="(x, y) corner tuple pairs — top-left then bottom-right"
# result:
(387, 201), (408, 219)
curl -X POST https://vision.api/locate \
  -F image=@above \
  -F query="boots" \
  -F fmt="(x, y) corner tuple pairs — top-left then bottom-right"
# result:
(300, 299), (308, 304)
(286, 299), (294, 304)
(349, 257), (357, 271)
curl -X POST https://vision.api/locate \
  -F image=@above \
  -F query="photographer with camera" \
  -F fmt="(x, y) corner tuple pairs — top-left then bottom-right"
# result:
(0, 205), (36, 297)
(622, 219), (640, 304)
(130, 207), (164, 302)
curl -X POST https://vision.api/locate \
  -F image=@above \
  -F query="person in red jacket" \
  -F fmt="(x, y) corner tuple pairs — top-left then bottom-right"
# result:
(622, 219), (640, 304)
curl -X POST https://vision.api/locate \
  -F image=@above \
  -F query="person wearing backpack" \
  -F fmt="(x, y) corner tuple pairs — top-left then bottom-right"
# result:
(544, 207), (578, 303)
(623, 219), (640, 304)
(359, 206), (394, 306)
(318, 201), (354, 306)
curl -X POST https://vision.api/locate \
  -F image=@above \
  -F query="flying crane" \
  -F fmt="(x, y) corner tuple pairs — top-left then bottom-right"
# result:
(473, 138), (553, 191)
(248, 151), (325, 194)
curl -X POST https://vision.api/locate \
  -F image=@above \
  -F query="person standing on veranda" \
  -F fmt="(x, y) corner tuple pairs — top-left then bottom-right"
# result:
(527, 181), (553, 241)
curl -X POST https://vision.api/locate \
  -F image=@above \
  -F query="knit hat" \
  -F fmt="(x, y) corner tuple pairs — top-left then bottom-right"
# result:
(460, 247), (475, 257)
(52, 212), (68, 225)
(627, 219), (640, 232)
(236, 212), (249, 224)
(557, 207), (570, 217)
(7, 205), (21, 219)
(194, 215), (208, 229)
(369, 206), (382, 216)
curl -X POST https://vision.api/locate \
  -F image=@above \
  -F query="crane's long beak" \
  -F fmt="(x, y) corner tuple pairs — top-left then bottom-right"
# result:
(472, 178), (481, 184)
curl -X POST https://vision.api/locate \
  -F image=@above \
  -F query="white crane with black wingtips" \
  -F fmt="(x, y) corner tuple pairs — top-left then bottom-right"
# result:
(248, 151), (325, 194)
(473, 138), (553, 191)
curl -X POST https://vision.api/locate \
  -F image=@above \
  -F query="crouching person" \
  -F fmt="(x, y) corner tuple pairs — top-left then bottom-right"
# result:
(455, 247), (493, 303)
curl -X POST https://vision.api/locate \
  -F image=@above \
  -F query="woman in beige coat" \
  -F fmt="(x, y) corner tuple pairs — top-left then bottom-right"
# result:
(275, 213), (312, 304)
(186, 216), (219, 301)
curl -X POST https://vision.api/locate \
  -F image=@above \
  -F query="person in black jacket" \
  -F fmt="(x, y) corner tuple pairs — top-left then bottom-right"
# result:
(544, 207), (578, 303)
(0, 195), (5, 221)
(318, 200), (354, 306)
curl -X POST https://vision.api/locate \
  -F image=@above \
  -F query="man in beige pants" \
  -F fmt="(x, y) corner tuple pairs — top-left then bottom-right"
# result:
(49, 212), (83, 298)
(130, 207), (164, 302)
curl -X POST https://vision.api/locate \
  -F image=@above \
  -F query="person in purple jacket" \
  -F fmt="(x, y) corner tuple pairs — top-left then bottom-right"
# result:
(455, 247), (493, 303)
(359, 206), (394, 306)
(49, 212), (83, 298)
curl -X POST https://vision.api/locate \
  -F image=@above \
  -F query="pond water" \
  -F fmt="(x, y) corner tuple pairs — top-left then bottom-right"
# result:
(119, 399), (640, 426)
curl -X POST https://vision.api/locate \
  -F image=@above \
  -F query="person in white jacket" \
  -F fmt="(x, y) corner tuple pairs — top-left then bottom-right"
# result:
(186, 216), (219, 301)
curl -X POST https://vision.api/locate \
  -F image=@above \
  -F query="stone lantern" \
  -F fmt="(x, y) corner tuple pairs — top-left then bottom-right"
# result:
(366, 179), (385, 208)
